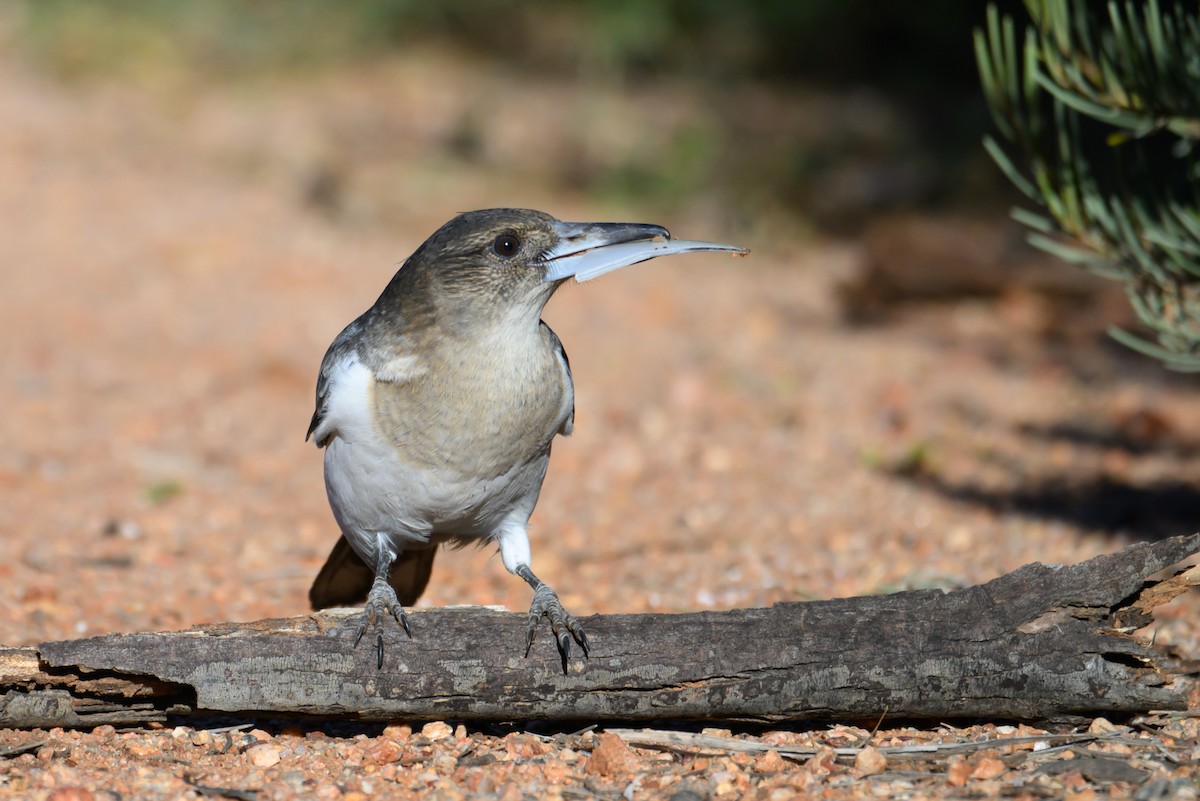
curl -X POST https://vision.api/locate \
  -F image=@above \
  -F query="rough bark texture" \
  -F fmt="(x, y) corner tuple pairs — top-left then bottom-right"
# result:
(2, 535), (1197, 729)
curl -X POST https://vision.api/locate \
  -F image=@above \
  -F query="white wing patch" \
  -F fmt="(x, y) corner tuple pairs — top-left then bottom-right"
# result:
(375, 353), (427, 384)
(311, 353), (375, 447)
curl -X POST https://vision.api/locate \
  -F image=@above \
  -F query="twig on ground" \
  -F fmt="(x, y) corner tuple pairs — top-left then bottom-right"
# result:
(0, 739), (46, 758)
(606, 728), (1148, 763)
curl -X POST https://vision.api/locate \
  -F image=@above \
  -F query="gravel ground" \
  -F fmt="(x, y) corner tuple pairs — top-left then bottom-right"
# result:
(2, 36), (1199, 801)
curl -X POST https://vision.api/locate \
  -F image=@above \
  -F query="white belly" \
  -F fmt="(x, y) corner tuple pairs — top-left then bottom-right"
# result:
(324, 435), (548, 541)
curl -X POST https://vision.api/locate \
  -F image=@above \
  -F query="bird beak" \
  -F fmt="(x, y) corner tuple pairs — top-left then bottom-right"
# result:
(542, 221), (748, 283)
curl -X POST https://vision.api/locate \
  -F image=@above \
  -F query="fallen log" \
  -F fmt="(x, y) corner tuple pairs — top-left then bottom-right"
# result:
(2, 534), (1197, 729)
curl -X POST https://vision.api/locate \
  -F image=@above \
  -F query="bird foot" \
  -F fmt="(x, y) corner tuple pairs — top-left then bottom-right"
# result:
(353, 581), (411, 669)
(524, 582), (589, 673)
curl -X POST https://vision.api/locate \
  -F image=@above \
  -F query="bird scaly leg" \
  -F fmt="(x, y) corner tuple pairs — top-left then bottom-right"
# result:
(515, 563), (589, 674)
(354, 536), (412, 669)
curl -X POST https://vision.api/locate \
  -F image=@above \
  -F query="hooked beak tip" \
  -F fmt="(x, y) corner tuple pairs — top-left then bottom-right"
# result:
(542, 221), (746, 284)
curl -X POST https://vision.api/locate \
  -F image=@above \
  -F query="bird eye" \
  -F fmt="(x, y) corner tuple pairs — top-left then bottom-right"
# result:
(493, 234), (520, 258)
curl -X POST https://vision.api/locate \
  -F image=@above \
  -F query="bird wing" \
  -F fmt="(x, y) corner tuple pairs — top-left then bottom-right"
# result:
(309, 536), (436, 610)
(306, 317), (367, 447)
(541, 321), (574, 436)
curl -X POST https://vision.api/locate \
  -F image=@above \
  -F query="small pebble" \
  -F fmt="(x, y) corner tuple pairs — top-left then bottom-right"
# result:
(421, 721), (453, 741)
(585, 733), (640, 776)
(382, 723), (412, 740)
(47, 789), (95, 801)
(248, 744), (282, 768)
(854, 746), (887, 777)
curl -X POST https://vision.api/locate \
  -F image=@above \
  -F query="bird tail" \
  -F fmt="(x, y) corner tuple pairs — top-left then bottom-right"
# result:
(309, 536), (436, 610)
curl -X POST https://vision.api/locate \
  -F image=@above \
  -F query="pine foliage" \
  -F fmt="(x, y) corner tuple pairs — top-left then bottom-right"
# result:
(976, 0), (1200, 369)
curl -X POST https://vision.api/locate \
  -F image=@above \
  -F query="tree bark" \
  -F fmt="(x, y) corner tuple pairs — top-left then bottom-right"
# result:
(3, 534), (1197, 729)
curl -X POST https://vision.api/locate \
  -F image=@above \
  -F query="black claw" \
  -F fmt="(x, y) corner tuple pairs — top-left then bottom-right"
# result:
(557, 633), (572, 674)
(353, 585), (412, 669)
(524, 580), (588, 672)
(524, 606), (542, 658)
(392, 603), (411, 639)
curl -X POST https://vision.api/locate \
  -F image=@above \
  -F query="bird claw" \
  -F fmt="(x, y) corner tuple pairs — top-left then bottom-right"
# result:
(354, 583), (411, 669)
(524, 583), (589, 673)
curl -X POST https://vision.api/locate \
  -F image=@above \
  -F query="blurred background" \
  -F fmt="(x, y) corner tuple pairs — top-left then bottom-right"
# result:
(2, 1), (1197, 650)
(9, 0), (1019, 231)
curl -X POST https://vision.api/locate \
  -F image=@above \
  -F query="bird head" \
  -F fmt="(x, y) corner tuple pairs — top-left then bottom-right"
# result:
(402, 208), (745, 310)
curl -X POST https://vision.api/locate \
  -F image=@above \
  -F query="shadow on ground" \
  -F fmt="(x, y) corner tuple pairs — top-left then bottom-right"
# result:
(890, 414), (1200, 542)
(916, 474), (1200, 541)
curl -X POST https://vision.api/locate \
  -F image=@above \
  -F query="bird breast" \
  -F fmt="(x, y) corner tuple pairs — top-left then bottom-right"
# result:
(319, 319), (572, 472)
(319, 325), (571, 540)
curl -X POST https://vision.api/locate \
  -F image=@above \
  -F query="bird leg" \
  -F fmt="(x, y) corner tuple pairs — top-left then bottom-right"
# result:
(353, 539), (412, 669)
(515, 563), (589, 673)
